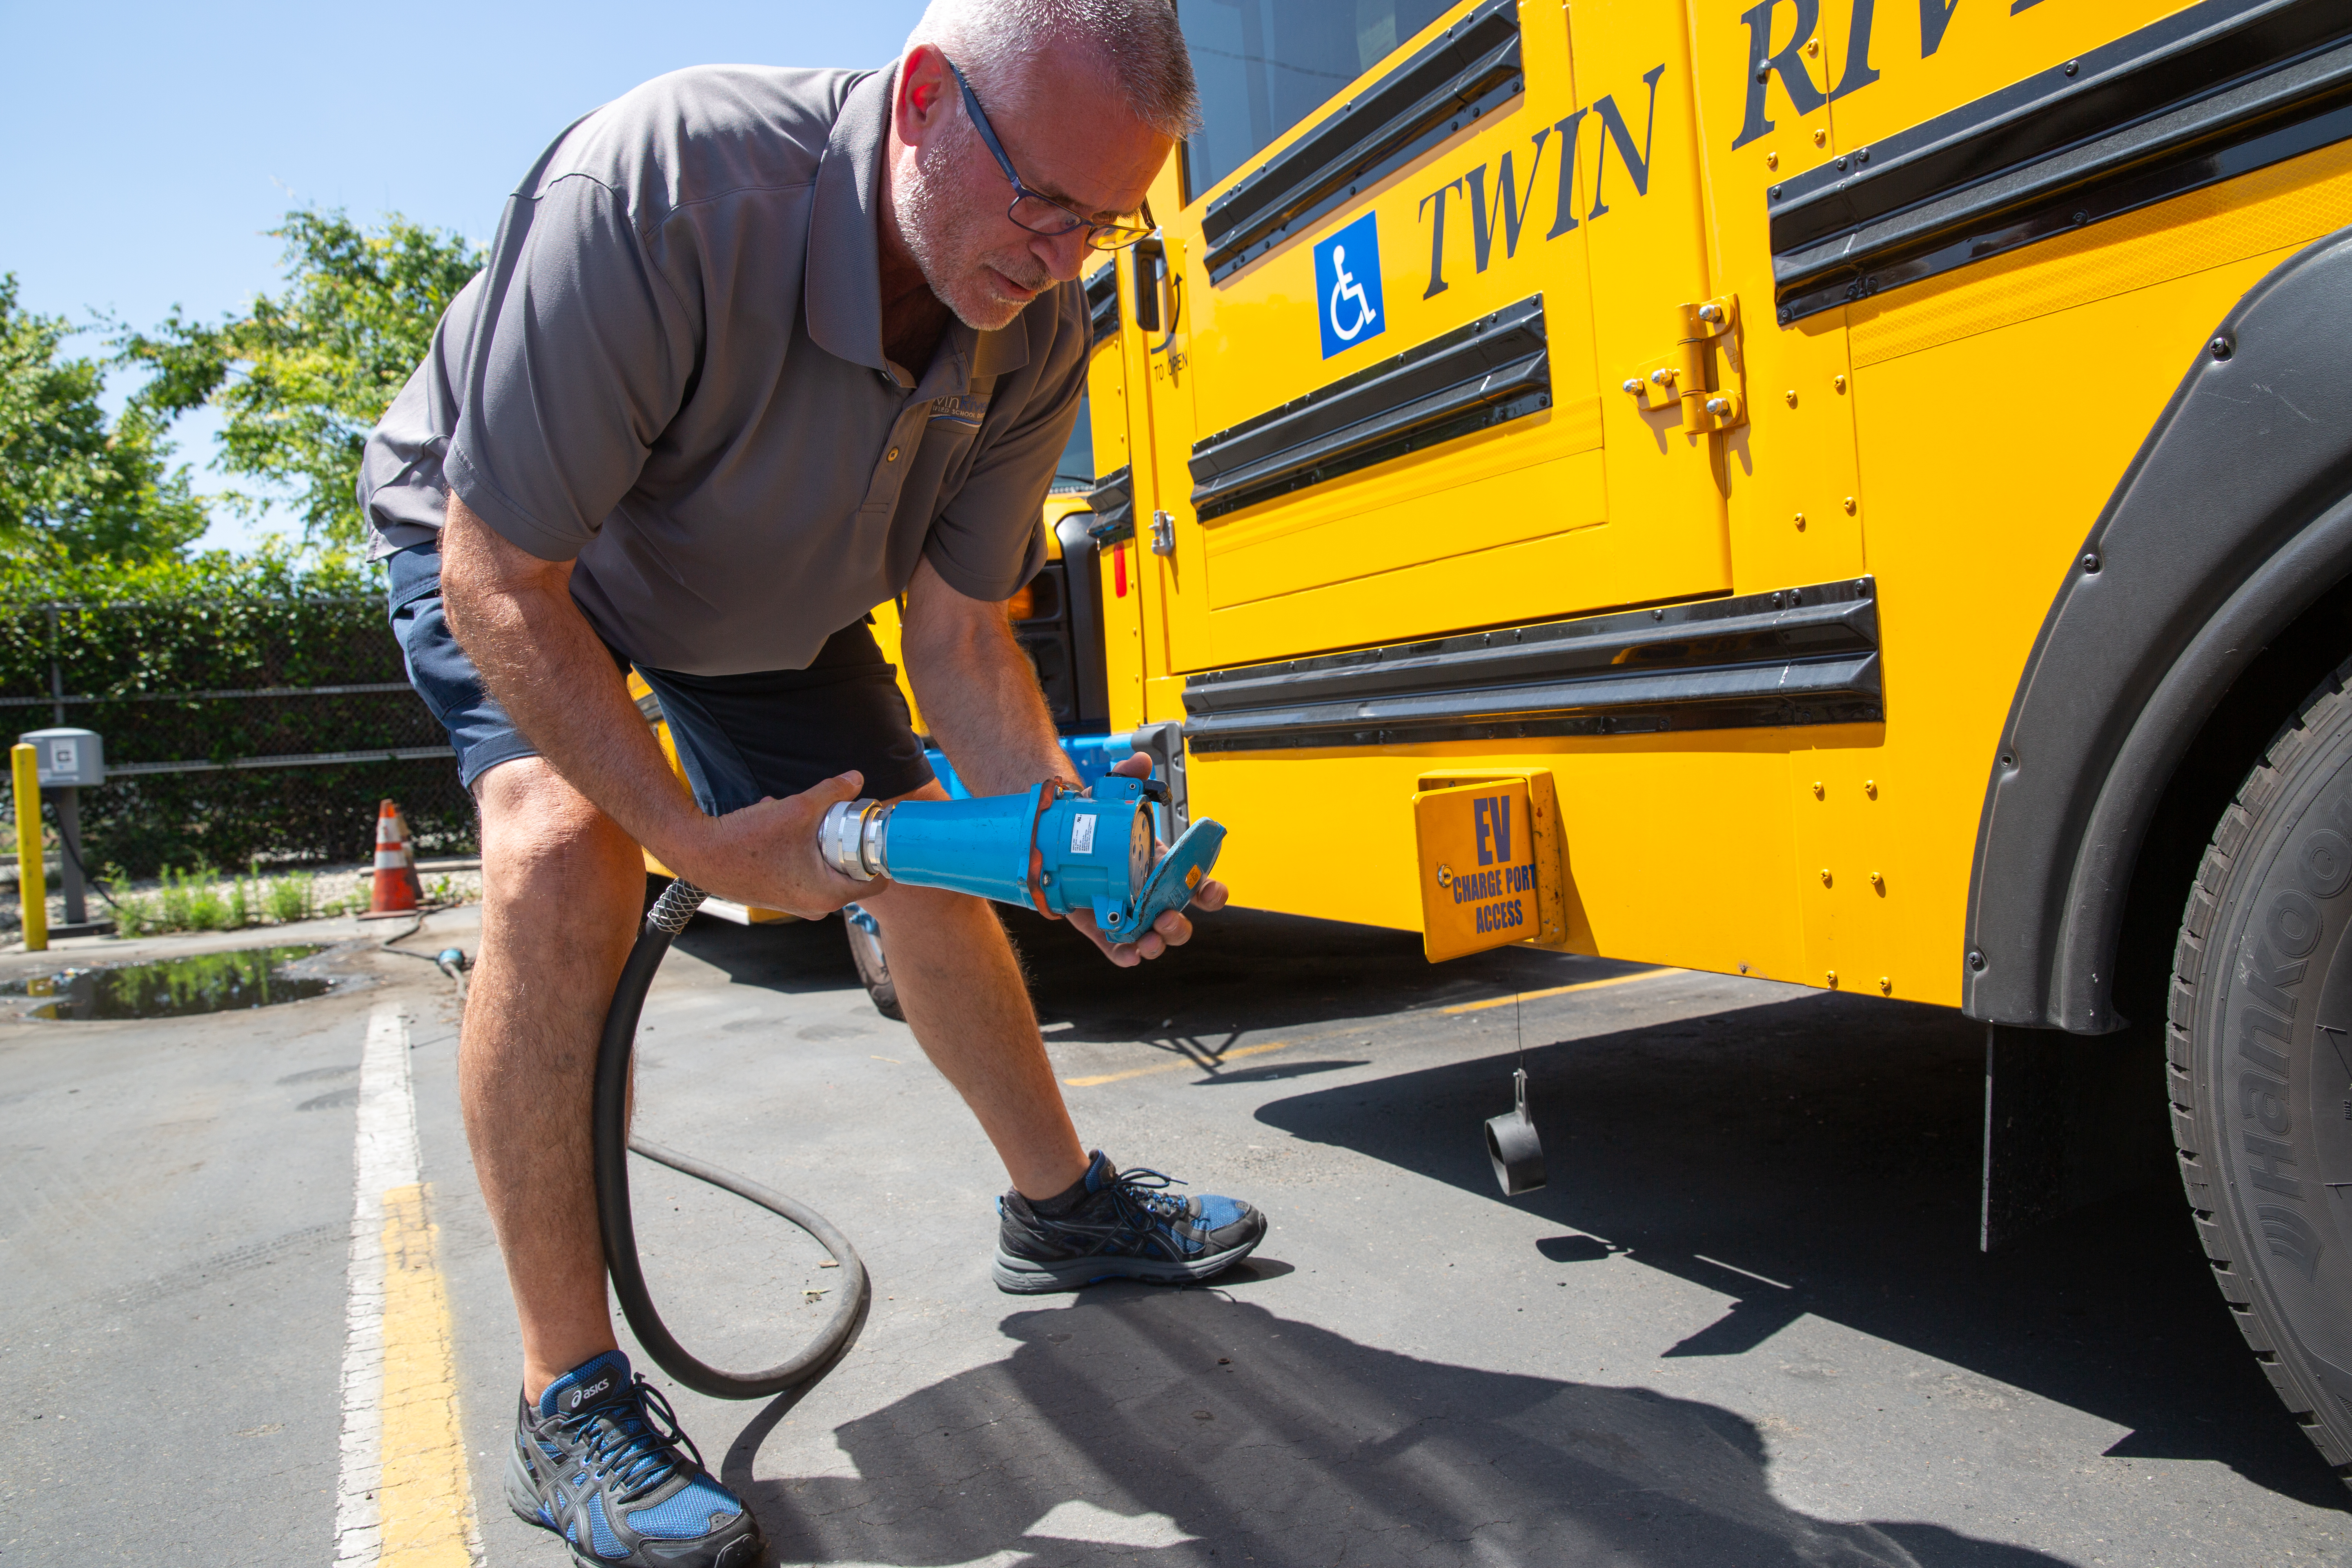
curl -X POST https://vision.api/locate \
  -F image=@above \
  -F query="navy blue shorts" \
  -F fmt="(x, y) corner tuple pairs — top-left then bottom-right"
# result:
(386, 542), (935, 811)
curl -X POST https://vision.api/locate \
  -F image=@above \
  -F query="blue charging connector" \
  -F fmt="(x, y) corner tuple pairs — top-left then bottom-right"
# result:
(819, 773), (1225, 940)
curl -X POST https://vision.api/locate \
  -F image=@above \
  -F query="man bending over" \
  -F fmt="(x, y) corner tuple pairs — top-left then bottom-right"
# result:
(359, 6), (1262, 1563)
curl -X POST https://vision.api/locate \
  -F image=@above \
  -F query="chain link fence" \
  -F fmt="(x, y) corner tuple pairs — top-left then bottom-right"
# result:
(0, 596), (474, 876)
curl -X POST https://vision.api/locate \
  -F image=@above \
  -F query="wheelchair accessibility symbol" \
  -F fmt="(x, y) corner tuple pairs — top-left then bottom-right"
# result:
(1313, 212), (1388, 359)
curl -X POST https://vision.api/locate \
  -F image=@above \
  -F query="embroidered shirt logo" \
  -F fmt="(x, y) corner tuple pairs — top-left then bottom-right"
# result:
(929, 394), (987, 430)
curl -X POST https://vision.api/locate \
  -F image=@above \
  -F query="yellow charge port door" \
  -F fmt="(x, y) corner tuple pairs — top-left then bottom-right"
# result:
(1412, 771), (1575, 962)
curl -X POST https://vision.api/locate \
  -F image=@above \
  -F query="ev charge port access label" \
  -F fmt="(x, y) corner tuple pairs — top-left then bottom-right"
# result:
(1412, 779), (1539, 963)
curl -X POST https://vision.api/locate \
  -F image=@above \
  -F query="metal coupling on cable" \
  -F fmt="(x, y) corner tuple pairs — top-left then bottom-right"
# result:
(819, 799), (890, 881)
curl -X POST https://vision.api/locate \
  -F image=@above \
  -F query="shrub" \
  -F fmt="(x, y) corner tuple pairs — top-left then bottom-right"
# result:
(0, 546), (478, 874)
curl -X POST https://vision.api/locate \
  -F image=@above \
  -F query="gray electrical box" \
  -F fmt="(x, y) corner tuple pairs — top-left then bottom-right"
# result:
(20, 728), (104, 787)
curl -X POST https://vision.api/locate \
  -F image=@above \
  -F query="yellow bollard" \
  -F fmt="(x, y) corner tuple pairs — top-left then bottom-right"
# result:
(12, 743), (44, 953)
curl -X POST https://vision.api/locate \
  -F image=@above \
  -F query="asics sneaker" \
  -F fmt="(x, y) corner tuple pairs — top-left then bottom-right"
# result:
(993, 1150), (1266, 1293)
(505, 1350), (762, 1567)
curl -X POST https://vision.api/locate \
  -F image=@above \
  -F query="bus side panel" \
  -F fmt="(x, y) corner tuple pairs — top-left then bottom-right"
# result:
(1191, 733), (1811, 981)
(1160, 0), (1733, 672)
(1846, 140), (2352, 1001)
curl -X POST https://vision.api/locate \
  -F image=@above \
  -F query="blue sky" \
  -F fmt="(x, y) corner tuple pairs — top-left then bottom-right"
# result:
(2, 0), (928, 551)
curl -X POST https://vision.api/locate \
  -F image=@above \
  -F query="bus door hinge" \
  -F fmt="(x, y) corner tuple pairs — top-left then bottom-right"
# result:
(1620, 294), (1745, 434)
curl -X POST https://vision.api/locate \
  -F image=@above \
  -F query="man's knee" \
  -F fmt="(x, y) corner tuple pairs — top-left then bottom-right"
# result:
(477, 757), (640, 899)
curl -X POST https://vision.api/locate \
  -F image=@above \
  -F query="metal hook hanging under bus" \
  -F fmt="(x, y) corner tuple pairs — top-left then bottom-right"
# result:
(1484, 990), (1546, 1196)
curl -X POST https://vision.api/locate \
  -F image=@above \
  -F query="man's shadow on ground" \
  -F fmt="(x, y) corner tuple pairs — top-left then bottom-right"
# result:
(725, 1292), (2068, 1567)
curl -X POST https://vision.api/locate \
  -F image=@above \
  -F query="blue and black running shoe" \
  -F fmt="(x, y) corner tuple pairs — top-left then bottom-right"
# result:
(993, 1149), (1266, 1293)
(504, 1350), (762, 1568)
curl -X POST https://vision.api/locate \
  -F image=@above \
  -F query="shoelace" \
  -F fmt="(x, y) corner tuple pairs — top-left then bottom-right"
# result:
(554, 1375), (706, 1502)
(1101, 1166), (1190, 1231)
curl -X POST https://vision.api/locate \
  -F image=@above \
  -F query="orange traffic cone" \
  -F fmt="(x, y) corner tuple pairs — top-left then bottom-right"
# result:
(359, 798), (419, 919)
(389, 803), (425, 903)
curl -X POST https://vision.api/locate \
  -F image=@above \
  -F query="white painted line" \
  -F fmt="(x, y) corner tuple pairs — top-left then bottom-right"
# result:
(333, 1000), (481, 1566)
(1692, 1253), (1795, 1291)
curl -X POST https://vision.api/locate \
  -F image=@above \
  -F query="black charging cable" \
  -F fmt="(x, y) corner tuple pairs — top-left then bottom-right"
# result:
(594, 877), (868, 1399)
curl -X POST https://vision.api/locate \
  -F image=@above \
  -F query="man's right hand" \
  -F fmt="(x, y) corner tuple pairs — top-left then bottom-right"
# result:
(668, 770), (873, 919)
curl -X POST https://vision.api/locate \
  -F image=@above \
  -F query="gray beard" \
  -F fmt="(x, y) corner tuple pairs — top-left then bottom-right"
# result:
(897, 125), (1028, 332)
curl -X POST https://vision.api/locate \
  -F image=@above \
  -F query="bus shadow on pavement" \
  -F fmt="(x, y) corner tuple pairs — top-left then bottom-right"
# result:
(726, 1293), (2067, 1567)
(996, 904), (1644, 1045)
(1250, 991), (2348, 1510)
(673, 902), (1626, 1042)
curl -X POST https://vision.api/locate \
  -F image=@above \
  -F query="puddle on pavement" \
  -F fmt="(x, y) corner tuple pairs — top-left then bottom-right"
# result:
(5, 944), (335, 1020)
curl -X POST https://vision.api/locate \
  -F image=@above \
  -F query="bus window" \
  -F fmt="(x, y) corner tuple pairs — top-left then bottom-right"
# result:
(1176, 0), (1454, 198)
(1051, 392), (1094, 494)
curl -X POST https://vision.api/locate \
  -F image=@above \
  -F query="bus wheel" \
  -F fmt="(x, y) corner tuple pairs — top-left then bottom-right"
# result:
(2171, 657), (2352, 1487)
(842, 902), (903, 1021)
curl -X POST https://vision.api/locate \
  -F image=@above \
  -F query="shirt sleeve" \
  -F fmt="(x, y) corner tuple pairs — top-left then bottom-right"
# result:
(921, 291), (1089, 601)
(441, 174), (697, 563)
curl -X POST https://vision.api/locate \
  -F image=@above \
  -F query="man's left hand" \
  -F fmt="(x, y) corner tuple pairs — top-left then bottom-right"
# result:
(1069, 752), (1228, 969)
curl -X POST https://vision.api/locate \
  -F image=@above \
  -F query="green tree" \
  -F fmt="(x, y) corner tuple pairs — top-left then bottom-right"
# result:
(0, 274), (207, 562)
(120, 209), (481, 547)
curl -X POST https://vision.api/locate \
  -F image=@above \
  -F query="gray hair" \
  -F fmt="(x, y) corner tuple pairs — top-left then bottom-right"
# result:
(905, 0), (1201, 140)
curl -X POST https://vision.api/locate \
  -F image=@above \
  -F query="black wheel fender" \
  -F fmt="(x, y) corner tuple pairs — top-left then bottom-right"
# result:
(1967, 224), (2352, 1031)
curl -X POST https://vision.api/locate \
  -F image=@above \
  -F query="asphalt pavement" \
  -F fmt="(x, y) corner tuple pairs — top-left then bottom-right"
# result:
(3, 899), (2348, 1566)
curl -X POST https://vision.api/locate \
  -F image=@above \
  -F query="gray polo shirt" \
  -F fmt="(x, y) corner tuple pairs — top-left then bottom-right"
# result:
(359, 65), (1085, 676)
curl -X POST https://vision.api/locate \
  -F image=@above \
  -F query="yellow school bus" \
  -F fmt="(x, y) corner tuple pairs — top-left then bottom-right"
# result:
(626, 0), (2351, 1475)
(938, 0), (2350, 1483)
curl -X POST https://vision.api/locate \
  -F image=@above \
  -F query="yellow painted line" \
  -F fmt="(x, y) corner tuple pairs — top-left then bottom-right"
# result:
(1441, 969), (1678, 1013)
(1063, 1038), (1293, 1088)
(338, 1001), (479, 1567)
(377, 1183), (475, 1566)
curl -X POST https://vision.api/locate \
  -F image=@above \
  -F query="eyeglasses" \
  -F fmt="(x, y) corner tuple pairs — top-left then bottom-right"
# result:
(941, 56), (1156, 252)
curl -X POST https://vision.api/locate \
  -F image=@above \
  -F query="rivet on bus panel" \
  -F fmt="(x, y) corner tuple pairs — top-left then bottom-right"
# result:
(1844, 497), (1858, 514)
(1834, 374), (1847, 392)
(1784, 389), (1799, 406)
(1820, 868), (1833, 885)
(1794, 512), (1807, 530)
(1811, 782), (1824, 798)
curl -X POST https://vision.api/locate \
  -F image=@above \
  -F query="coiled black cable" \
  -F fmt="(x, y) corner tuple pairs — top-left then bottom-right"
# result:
(594, 878), (869, 1399)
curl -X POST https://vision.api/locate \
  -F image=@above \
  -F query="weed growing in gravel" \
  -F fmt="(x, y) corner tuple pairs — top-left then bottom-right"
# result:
(267, 873), (316, 924)
(182, 866), (229, 931)
(81, 863), (370, 937)
(104, 865), (155, 938)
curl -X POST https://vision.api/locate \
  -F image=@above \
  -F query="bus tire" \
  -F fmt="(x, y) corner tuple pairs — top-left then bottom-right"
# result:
(2171, 654), (2352, 1488)
(842, 902), (903, 1022)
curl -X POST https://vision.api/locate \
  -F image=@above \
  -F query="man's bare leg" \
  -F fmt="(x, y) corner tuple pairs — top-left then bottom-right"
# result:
(860, 875), (1089, 1201)
(465, 756), (646, 1399)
